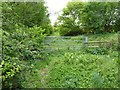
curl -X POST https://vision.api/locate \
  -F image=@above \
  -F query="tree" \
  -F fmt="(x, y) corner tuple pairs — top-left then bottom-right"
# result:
(55, 2), (85, 36)
(55, 2), (119, 36)
(2, 2), (53, 35)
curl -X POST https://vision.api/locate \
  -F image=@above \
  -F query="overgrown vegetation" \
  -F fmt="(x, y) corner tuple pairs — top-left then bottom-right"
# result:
(1, 2), (51, 89)
(16, 33), (118, 88)
(45, 51), (118, 88)
(1, 1), (119, 89)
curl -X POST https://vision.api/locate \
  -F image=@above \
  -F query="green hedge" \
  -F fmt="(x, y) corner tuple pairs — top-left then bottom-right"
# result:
(2, 25), (45, 89)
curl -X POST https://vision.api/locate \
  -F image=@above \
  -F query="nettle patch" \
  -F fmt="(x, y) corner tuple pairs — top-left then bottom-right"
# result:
(45, 52), (118, 88)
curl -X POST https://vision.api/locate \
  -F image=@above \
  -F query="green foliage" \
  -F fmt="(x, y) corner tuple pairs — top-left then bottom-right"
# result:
(91, 71), (104, 88)
(55, 2), (119, 36)
(13, 32), (118, 88)
(1, 60), (20, 81)
(45, 51), (118, 88)
(1, 1), (119, 89)
(2, 25), (45, 88)
(82, 2), (119, 33)
(2, 2), (53, 35)
(56, 2), (85, 36)
(3, 25), (45, 60)
(83, 47), (109, 55)
(1, 1), (53, 88)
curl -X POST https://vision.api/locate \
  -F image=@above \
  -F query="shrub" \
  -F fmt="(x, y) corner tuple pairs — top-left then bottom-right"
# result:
(2, 25), (45, 89)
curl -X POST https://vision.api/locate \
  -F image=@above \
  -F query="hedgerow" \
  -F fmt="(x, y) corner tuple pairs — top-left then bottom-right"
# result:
(2, 25), (45, 89)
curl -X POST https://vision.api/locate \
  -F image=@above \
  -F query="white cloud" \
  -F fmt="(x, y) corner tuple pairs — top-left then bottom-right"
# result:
(45, 0), (70, 25)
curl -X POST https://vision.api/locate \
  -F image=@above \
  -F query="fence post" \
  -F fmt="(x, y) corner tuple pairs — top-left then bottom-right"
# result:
(85, 35), (88, 47)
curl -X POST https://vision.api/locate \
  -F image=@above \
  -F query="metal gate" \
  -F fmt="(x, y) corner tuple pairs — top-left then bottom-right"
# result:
(41, 36), (86, 52)
(41, 36), (109, 52)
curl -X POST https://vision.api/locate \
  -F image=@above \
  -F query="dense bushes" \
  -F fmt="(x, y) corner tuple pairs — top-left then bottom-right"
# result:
(55, 2), (119, 36)
(2, 2), (53, 35)
(1, 1), (52, 88)
(45, 51), (118, 88)
(2, 25), (45, 88)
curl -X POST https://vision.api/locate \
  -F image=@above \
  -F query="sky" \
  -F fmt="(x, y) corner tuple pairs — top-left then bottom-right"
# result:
(45, 0), (70, 25)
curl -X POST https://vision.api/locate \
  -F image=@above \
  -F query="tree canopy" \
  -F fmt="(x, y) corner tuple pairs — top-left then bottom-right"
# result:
(2, 2), (53, 35)
(55, 2), (119, 36)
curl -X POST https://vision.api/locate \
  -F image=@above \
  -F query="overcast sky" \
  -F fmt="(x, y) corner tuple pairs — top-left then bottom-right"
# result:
(45, 0), (70, 25)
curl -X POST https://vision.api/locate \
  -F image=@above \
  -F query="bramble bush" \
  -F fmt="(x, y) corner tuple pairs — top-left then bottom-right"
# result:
(2, 25), (45, 89)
